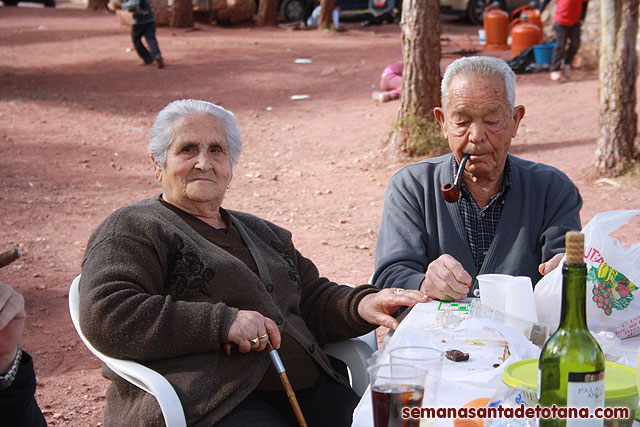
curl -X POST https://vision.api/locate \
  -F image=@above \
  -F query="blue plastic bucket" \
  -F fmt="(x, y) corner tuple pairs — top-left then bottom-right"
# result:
(533, 42), (556, 66)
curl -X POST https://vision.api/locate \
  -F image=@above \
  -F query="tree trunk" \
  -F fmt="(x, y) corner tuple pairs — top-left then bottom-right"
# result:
(318, 0), (337, 30)
(389, 0), (444, 155)
(595, 0), (639, 176)
(170, 0), (194, 27)
(88, 0), (108, 11)
(256, 0), (279, 26)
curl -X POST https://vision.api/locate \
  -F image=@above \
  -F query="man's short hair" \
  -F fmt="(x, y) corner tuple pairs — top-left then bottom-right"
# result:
(440, 56), (516, 114)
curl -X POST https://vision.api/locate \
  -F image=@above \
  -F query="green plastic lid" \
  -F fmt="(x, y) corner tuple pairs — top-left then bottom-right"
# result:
(503, 359), (638, 399)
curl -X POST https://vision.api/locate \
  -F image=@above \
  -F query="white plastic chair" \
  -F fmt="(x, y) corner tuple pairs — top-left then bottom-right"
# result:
(324, 330), (377, 397)
(69, 275), (376, 426)
(69, 275), (188, 427)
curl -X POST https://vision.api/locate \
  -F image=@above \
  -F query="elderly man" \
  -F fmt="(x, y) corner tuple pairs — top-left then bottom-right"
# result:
(373, 56), (582, 301)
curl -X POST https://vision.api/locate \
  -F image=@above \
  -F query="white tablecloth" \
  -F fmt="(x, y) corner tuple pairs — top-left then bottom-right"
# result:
(351, 300), (640, 427)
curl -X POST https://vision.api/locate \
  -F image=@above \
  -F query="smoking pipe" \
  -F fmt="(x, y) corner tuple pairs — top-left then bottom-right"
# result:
(441, 154), (469, 203)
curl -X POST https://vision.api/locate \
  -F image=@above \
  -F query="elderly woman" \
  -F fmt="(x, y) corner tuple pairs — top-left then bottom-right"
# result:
(79, 99), (427, 426)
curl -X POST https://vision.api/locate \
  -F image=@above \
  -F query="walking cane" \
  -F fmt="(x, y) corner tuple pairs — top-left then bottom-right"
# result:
(266, 340), (308, 427)
(223, 340), (308, 427)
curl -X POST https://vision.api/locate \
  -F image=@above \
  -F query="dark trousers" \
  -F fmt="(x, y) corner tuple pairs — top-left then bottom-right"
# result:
(214, 373), (360, 427)
(131, 21), (161, 63)
(550, 22), (581, 71)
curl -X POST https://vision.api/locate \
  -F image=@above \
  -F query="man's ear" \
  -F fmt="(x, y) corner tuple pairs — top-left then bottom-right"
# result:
(511, 105), (526, 138)
(434, 107), (447, 138)
(151, 155), (163, 183)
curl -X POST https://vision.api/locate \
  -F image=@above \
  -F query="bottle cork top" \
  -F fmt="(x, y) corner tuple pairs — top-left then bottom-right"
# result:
(565, 231), (584, 263)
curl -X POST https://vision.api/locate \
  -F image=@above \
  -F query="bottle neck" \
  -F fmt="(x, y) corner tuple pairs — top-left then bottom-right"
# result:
(558, 262), (588, 329)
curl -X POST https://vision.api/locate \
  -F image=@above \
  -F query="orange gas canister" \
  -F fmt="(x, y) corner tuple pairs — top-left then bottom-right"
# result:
(483, 2), (509, 50)
(510, 15), (542, 57)
(510, 1), (543, 42)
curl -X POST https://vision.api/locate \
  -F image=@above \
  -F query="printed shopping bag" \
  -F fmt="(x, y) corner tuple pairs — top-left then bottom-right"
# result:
(534, 210), (640, 338)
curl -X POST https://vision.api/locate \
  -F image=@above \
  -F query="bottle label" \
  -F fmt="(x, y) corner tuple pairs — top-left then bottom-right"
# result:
(566, 370), (605, 426)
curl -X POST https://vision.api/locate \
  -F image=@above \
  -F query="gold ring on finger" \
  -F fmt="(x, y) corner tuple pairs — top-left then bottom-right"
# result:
(395, 288), (402, 295)
(250, 337), (259, 345)
(259, 333), (268, 340)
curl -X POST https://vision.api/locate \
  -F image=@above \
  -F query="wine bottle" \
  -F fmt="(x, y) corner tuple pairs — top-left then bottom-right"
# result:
(538, 231), (605, 426)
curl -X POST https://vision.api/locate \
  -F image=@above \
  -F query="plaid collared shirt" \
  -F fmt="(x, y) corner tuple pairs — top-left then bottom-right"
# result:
(454, 156), (512, 272)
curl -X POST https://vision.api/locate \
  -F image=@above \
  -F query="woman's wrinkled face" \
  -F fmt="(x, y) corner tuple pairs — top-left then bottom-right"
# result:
(435, 74), (524, 182)
(153, 114), (233, 211)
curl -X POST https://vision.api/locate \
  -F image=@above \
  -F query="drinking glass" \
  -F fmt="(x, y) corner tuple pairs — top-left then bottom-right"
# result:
(367, 363), (426, 427)
(389, 346), (443, 427)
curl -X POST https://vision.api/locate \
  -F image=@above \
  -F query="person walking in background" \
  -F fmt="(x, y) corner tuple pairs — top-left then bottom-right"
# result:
(544, 0), (588, 81)
(108, 0), (164, 69)
(371, 60), (402, 103)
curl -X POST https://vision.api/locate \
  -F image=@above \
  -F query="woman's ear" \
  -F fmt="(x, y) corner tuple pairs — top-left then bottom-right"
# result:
(151, 155), (163, 183)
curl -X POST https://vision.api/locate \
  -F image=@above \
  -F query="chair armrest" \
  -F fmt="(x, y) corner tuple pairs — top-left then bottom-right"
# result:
(100, 356), (186, 427)
(69, 275), (187, 427)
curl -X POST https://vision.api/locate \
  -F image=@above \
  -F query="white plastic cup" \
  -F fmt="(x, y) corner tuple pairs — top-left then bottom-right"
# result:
(389, 347), (443, 410)
(477, 273), (513, 310)
(478, 274), (538, 322)
(504, 276), (538, 323)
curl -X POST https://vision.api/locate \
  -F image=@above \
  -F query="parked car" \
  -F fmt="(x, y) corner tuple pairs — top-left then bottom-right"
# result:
(2, 0), (55, 6)
(439, 0), (532, 25)
(283, 0), (396, 23)
(279, 0), (315, 21)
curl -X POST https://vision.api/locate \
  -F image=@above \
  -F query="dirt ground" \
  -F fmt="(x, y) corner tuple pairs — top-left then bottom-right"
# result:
(0, 2), (639, 425)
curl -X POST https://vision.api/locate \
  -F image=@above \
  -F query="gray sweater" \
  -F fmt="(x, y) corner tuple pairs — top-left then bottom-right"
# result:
(79, 197), (377, 426)
(373, 153), (582, 294)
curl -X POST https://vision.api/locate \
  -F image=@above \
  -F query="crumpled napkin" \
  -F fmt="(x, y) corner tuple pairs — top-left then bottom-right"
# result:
(442, 317), (541, 387)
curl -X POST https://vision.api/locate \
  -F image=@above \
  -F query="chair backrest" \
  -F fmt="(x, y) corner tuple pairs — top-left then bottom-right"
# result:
(68, 275), (187, 427)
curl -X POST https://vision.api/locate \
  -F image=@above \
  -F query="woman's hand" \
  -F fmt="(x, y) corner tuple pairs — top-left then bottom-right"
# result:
(226, 310), (281, 353)
(357, 289), (428, 331)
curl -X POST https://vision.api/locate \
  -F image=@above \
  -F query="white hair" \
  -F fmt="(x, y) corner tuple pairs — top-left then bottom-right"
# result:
(149, 99), (242, 167)
(440, 56), (516, 114)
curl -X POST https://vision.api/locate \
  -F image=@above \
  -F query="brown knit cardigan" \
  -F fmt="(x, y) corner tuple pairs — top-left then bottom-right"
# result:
(79, 197), (378, 426)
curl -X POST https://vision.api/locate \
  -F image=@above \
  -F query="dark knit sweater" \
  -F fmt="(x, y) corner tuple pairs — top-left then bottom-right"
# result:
(159, 199), (320, 390)
(79, 197), (378, 426)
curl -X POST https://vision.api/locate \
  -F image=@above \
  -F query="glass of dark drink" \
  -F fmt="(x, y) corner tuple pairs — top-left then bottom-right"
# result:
(367, 363), (426, 427)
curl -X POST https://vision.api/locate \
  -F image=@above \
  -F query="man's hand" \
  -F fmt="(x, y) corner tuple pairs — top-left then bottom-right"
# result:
(539, 253), (564, 275)
(0, 282), (25, 373)
(421, 254), (472, 301)
(357, 289), (428, 330)
(108, 0), (122, 10)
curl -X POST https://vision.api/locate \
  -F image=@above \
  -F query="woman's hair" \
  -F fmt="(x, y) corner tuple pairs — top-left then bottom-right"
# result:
(440, 56), (516, 114)
(149, 99), (243, 167)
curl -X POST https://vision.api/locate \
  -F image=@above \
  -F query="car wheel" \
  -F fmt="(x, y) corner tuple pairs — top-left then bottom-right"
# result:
(467, 0), (503, 25)
(280, 0), (309, 22)
(2, 0), (20, 5)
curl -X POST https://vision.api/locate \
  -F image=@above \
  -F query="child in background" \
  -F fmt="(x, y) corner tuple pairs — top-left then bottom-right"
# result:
(371, 60), (402, 103)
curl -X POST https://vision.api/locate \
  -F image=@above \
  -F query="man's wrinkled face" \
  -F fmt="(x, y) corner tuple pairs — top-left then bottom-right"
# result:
(435, 74), (524, 182)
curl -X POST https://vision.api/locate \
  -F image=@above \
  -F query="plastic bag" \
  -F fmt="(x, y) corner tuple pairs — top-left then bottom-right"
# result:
(485, 386), (538, 427)
(507, 48), (544, 74)
(534, 210), (640, 338)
